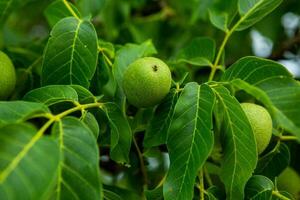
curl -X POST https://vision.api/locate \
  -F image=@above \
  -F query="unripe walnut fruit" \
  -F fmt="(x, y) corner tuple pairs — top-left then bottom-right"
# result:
(241, 103), (272, 154)
(122, 57), (171, 108)
(0, 51), (16, 100)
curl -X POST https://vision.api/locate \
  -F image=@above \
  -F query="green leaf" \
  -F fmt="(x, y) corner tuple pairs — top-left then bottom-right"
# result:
(209, 11), (229, 32)
(236, 0), (283, 31)
(98, 40), (115, 59)
(206, 186), (225, 200)
(103, 189), (122, 200)
(113, 40), (157, 89)
(42, 17), (98, 88)
(163, 83), (215, 200)
(211, 85), (257, 200)
(90, 53), (112, 96)
(82, 112), (100, 139)
(0, 123), (60, 199)
(176, 37), (215, 67)
(222, 56), (300, 139)
(23, 85), (78, 106)
(44, 0), (82, 27)
(208, 0), (237, 32)
(255, 143), (290, 179)
(144, 89), (179, 148)
(0, 101), (49, 125)
(51, 117), (102, 200)
(70, 85), (96, 103)
(76, 0), (105, 17)
(245, 175), (274, 200)
(102, 103), (132, 164)
(145, 186), (163, 200)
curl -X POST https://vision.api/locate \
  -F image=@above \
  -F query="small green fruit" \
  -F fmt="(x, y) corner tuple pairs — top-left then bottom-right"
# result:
(241, 103), (272, 154)
(123, 57), (171, 108)
(277, 167), (300, 199)
(0, 51), (16, 100)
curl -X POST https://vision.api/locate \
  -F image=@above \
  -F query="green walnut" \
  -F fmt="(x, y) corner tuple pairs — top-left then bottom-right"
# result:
(277, 167), (300, 199)
(241, 103), (272, 154)
(122, 57), (171, 108)
(0, 51), (16, 100)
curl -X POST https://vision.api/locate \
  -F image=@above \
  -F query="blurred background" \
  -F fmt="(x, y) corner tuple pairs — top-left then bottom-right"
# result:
(2, 0), (300, 75)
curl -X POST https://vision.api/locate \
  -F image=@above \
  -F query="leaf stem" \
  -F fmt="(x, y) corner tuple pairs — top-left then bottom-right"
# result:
(62, 0), (80, 20)
(209, 3), (262, 81)
(132, 136), (148, 189)
(98, 47), (113, 67)
(0, 118), (54, 182)
(0, 101), (104, 183)
(279, 135), (298, 141)
(203, 166), (213, 187)
(272, 191), (291, 200)
(199, 169), (205, 200)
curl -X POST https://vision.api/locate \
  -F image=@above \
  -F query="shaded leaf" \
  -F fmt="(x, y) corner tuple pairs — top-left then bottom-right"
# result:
(208, 0), (237, 32)
(76, 0), (105, 16)
(82, 112), (100, 139)
(145, 186), (163, 200)
(0, 123), (59, 199)
(102, 103), (132, 164)
(51, 117), (102, 200)
(0, 0), (24, 26)
(144, 89), (179, 148)
(44, 0), (82, 27)
(245, 175), (274, 200)
(163, 83), (215, 200)
(211, 85), (257, 200)
(176, 37), (215, 67)
(255, 142), (290, 179)
(42, 17), (98, 88)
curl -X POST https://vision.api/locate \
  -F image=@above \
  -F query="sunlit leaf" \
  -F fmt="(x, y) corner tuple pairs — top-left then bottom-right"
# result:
(211, 85), (257, 200)
(163, 83), (215, 200)
(42, 17), (98, 88)
(23, 85), (78, 105)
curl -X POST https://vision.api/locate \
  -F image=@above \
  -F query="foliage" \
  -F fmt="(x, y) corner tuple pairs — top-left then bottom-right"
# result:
(0, 0), (300, 200)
